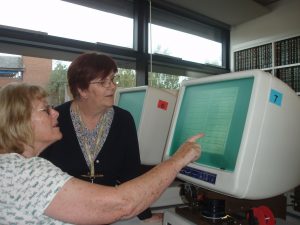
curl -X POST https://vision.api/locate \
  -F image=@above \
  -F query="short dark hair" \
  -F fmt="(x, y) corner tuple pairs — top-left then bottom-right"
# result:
(68, 52), (118, 99)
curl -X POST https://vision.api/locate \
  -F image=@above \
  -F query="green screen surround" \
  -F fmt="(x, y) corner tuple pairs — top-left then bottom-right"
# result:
(118, 90), (146, 130)
(168, 77), (254, 172)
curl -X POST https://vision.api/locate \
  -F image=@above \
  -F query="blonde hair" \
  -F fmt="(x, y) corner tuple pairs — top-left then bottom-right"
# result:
(0, 83), (48, 154)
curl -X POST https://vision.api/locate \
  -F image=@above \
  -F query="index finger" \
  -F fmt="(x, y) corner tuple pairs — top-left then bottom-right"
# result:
(187, 133), (205, 142)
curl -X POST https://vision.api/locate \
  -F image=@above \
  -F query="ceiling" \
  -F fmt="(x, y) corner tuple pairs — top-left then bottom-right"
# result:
(162, 0), (280, 26)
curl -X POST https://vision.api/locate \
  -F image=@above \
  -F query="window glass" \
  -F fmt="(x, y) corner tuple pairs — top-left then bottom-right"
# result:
(116, 69), (136, 88)
(148, 72), (193, 90)
(0, 53), (23, 79)
(0, 53), (136, 106)
(49, 60), (70, 106)
(149, 7), (226, 67)
(0, 53), (53, 96)
(149, 24), (222, 66)
(0, 0), (133, 48)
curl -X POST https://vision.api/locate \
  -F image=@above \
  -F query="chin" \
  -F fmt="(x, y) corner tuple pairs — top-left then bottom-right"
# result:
(55, 128), (62, 138)
(56, 133), (63, 141)
(51, 131), (63, 143)
(105, 97), (114, 105)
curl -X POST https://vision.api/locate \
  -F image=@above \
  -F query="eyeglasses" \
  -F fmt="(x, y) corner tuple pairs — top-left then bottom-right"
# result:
(37, 105), (54, 115)
(89, 75), (119, 88)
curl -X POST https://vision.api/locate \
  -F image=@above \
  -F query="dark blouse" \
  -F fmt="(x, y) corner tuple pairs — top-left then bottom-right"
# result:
(40, 101), (152, 220)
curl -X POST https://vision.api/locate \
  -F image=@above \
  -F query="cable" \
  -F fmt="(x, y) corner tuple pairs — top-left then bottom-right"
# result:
(148, 0), (153, 75)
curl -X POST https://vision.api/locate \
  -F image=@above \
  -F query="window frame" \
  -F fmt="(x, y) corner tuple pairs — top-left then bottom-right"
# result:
(0, 0), (230, 86)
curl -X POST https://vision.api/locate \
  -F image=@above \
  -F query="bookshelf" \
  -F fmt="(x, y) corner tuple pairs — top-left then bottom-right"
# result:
(233, 35), (300, 94)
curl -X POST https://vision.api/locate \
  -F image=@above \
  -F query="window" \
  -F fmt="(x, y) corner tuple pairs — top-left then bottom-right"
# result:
(0, 1), (229, 90)
(148, 72), (192, 90)
(149, 6), (228, 68)
(150, 24), (222, 66)
(116, 68), (136, 88)
(0, 53), (23, 79)
(0, 0), (134, 48)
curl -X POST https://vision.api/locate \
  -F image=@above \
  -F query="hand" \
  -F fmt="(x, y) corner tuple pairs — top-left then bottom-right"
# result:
(142, 212), (163, 223)
(173, 133), (204, 165)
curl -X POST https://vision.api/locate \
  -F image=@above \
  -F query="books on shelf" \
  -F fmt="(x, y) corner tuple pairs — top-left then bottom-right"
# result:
(234, 35), (300, 93)
(234, 44), (272, 71)
(275, 36), (300, 66)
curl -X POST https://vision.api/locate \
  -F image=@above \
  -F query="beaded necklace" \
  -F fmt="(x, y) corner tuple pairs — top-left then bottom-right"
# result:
(76, 103), (106, 183)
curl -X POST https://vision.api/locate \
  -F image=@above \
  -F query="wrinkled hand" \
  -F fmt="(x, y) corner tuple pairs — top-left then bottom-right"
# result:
(173, 133), (204, 165)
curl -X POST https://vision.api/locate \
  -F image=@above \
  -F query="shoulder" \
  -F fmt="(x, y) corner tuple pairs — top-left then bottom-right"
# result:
(26, 157), (71, 179)
(111, 106), (136, 132)
(113, 105), (133, 118)
(112, 106), (135, 125)
(55, 101), (72, 125)
(55, 101), (72, 112)
(0, 153), (28, 170)
(22, 157), (72, 197)
(0, 153), (23, 174)
(5, 155), (71, 181)
(0, 154), (72, 224)
(1, 154), (72, 191)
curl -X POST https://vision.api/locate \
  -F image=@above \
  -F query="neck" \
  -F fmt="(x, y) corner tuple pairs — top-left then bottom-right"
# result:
(74, 100), (105, 130)
(22, 145), (37, 158)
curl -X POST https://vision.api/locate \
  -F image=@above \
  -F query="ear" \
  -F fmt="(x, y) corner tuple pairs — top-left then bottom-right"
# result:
(78, 88), (88, 99)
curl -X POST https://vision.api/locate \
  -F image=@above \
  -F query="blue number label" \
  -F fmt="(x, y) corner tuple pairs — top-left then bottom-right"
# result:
(269, 89), (282, 106)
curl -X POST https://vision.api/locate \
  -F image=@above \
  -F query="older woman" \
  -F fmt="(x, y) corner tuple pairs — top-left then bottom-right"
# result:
(0, 82), (203, 224)
(40, 53), (157, 221)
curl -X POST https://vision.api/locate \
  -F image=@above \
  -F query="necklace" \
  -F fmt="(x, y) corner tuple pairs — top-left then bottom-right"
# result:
(76, 103), (105, 183)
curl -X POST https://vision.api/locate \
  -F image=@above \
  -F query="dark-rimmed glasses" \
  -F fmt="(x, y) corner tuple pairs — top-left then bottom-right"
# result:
(89, 75), (119, 88)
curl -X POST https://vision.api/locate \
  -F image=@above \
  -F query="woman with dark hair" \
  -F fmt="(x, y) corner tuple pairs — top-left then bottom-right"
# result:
(40, 52), (159, 221)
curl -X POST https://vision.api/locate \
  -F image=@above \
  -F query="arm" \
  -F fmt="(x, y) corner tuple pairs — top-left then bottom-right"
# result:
(44, 133), (204, 225)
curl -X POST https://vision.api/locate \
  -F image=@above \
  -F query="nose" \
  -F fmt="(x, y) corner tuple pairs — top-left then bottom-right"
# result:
(111, 81), (117, 88)
(50, 108), (59, 119)
(107, 80), (117, 89)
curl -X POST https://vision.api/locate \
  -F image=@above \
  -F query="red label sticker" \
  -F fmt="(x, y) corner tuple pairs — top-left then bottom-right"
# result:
(157, 100), (168, 111)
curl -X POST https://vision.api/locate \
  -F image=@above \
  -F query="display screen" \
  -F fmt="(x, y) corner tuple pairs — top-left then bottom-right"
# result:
(168, 78), (254, 171)
(117, 90), (146, 130)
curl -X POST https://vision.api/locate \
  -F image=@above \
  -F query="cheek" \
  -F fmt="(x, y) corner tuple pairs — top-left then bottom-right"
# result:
(96, 88), (106, 95)
(30, 120), (38, 134)
(92, 90), (106, 100)
(31, 121), (43, 138)
(31, 118), (47, 136)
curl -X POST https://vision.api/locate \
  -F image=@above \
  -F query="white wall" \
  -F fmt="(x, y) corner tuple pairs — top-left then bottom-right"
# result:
(230, 0), (300, 59)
